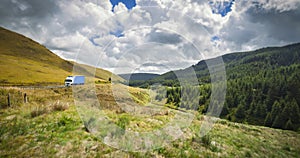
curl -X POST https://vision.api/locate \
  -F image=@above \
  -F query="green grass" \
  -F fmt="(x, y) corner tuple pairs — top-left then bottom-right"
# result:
(1, 87), (300, 157)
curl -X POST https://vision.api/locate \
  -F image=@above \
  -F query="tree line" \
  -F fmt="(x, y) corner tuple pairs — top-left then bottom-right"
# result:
(153, 43), (300, 131)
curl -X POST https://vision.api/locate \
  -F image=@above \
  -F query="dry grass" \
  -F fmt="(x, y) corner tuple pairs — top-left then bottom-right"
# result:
(52, 100), (69, 111)
(30, 101), (69, 118)
(0, 27), (124, 85)
(30, 104), (49, 118)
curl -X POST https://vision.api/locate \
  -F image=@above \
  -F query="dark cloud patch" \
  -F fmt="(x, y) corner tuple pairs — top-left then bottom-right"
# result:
(0, 0), (59, 41)
(142, 63), (166, 67)
(146, 29), (182, 44)
(0, 0), (58, 23)
(219, 1), (300, 51)
(224, 27), (256, 44)
(246, 6), (300, 43)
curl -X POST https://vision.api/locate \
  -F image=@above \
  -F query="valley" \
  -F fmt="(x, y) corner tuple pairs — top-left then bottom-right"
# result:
(0, 26), (300, 157)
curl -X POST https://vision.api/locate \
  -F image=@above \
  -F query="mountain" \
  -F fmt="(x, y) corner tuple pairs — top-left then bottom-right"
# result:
(119, 73), (159, 81)
(138, 43), (300, 131)
(0, 26), (123, 85)
(144, 43), (300, 86)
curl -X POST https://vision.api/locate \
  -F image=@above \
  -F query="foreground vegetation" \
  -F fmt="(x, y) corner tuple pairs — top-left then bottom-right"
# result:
(1, 86), (300, 157)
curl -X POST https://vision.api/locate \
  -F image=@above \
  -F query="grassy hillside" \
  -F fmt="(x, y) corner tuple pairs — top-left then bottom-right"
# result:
(130, 43), (300, 131)
(0, 86), (299, 157)
(0, 27), (123, 85)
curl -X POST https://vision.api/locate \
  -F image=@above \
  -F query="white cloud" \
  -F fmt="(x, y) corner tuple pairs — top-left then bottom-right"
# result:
(1, 0), (300, 74)
(114, 2), (128, 13)
(257, 0), (300, 12)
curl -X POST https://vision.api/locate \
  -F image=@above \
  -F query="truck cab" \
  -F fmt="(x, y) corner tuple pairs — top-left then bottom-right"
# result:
(65, 76), (74, 86)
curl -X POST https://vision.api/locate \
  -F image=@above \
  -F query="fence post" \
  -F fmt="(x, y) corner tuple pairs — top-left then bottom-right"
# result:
(24, 93), (28, 103)
(7, 93), (11, 107)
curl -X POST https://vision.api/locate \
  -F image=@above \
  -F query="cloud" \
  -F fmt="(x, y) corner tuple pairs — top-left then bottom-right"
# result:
(217, 0), (300, 52)
(209, 0), (235, 17)
(111, 0), (137, 12)
(253, 0), (300, 12)
(146, 29), (182, 44)
(1, 0), (300, 74)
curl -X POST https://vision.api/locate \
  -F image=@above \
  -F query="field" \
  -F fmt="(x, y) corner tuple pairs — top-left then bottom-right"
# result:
(1, 85), (299, 157)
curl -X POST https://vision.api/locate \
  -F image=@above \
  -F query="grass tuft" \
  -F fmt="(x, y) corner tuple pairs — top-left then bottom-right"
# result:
(30, 104), (49, 118)
(52, 100), (69, 111)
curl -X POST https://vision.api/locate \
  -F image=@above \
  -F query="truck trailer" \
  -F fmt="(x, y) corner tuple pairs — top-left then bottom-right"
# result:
(64, 76), (85, 86)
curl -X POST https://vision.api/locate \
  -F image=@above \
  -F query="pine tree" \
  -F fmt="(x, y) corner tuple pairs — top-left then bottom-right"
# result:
(220, 103), (229, 117)
(272, 102), (290, 129)
(258, 102), (267, 118)
(264, 112), (272, 127)
(272, 115), (284, 128)
(290, 99), (300, 125)
(235, 104), (246, 119)
(284, 119), (293, 130)
(270, 101), (281, 123)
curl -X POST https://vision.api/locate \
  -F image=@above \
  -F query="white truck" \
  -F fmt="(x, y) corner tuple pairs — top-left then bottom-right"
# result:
(64, 76), (85, 86)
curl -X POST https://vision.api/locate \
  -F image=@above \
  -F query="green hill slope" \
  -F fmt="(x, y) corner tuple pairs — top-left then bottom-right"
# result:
(135, 43), (300, 131)
(0, 27), (123, 85)
(145, 43), (300, 85)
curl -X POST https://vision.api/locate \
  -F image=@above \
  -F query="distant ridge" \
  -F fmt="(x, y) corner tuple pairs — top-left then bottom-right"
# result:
(119, 73), (159, 81)
(144, 42), (300, 86)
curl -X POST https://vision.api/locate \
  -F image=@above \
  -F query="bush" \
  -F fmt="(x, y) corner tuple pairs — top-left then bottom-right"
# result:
(30, 100), (69, 118)
(116, 115), (130, 129)
(201, 134), (211, 147)
(30, 105), (49, 118)
(52, 100), (69, 111)
(245, 151), (252, 157)
(282, 145), (291, 151)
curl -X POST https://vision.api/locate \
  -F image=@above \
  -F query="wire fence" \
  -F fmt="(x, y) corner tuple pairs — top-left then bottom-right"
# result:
(0, 85), (66, 90)
(0, 91), (26, 108)
(0, 85), (67, 108)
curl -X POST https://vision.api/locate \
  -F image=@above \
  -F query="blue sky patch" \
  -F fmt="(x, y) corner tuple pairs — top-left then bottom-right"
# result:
(89, 35), (101, 46)
(110, 0), (137, 12)
(209, 0), (235, 17)
(110, 29), (125, 38)
(211, 36), (220, 42)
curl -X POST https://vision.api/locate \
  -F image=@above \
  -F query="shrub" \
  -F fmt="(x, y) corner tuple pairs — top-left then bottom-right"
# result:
(52, 100), (69, 111)
(30, 105), (48, 118)
(116, 115), (130, 129)
(282, 145), (291, 151)
(245, 151), (252, 157)
(201, 134), (211, 147)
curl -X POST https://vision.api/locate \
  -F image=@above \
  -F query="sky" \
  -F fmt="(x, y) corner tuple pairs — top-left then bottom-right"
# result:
(1, 0), (300, 74)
